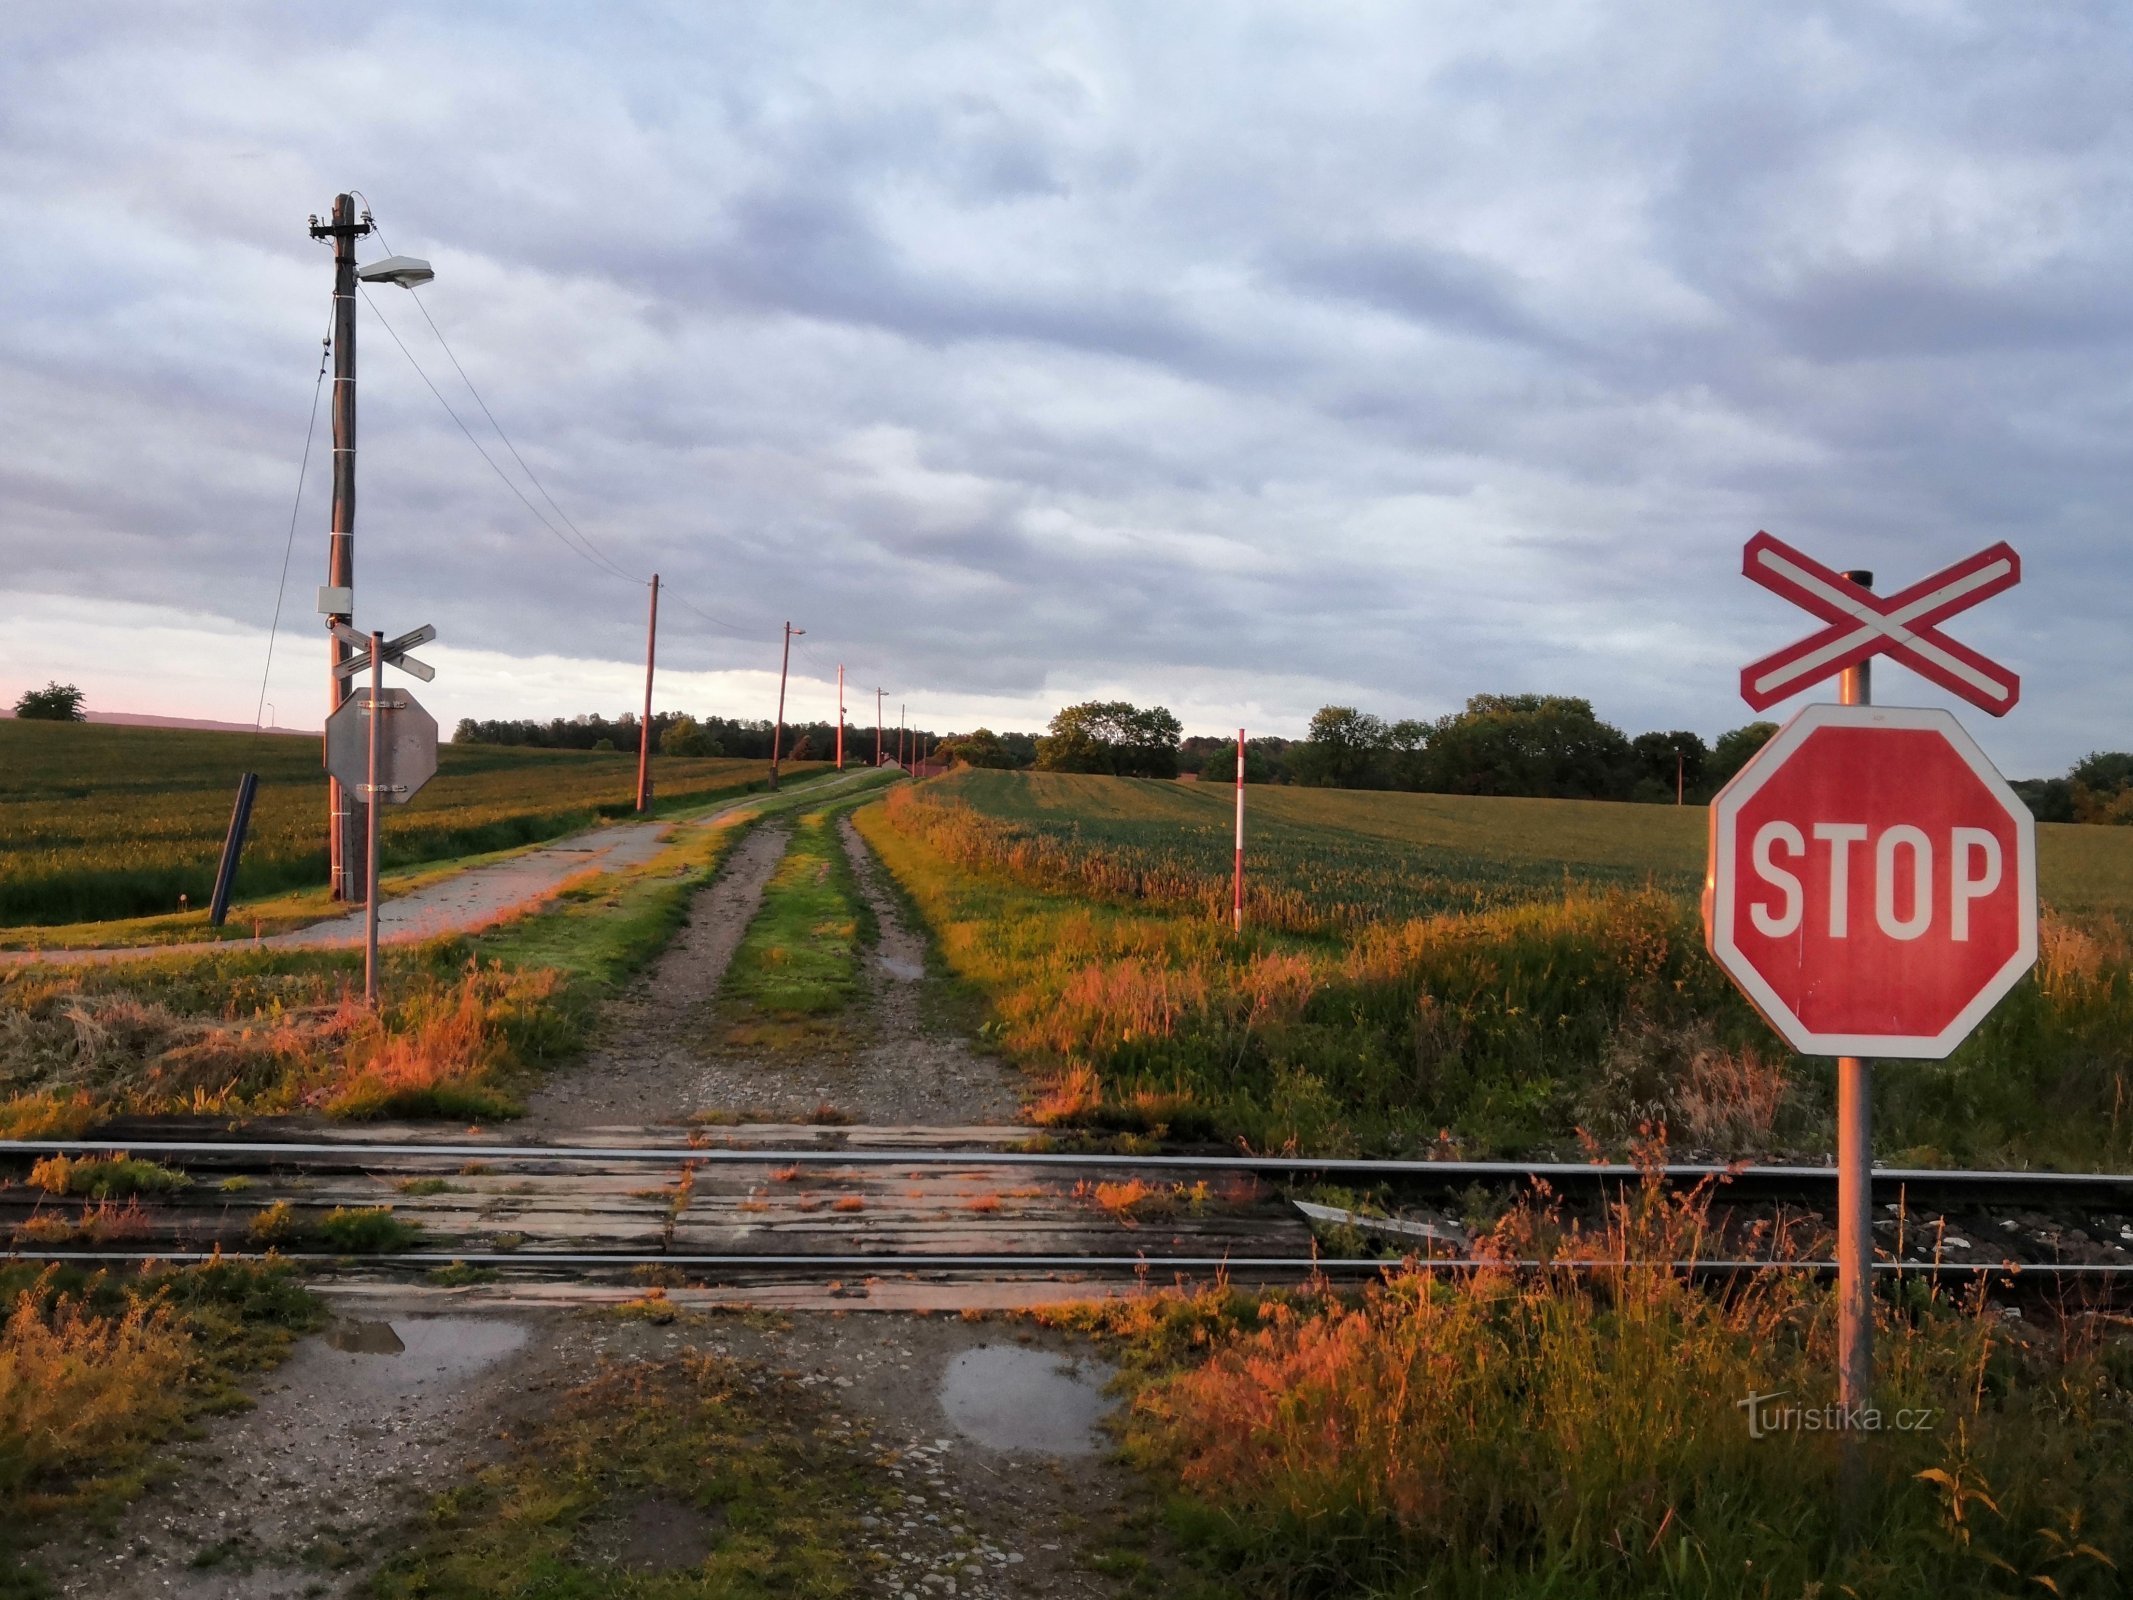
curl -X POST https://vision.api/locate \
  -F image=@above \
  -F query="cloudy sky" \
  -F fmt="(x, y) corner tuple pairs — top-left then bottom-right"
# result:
(3, 3), (2126, 774)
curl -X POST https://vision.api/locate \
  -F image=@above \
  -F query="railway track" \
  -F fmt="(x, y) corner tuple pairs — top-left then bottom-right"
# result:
(7, 1122), (2133, 1309)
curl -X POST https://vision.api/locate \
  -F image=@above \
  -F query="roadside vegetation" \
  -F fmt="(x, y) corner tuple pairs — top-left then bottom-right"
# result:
(859, 777), (2133, 1166)
(0, 780), (884, 1134)
(0, 716), (814, 927)
(0, 1260), (323, 1590)
(367, 1348), (872, 1597)
(1049, 1167), (2133, 1599)
(718, 804), (877, 1051)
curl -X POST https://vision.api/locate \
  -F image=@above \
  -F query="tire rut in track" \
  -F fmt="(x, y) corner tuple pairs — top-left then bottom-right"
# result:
(517, 822), (793, 1135)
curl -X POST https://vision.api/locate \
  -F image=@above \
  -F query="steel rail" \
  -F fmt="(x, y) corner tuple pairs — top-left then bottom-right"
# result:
(12, 1248), (2133, 1279)
(4, 1137), (2133, 1196)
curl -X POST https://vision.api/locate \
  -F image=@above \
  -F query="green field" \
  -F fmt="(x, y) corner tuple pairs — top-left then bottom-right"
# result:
(918, 768), (2133, 926)
(866, 770), (2133, 1168)
(0, 719), (819, 926)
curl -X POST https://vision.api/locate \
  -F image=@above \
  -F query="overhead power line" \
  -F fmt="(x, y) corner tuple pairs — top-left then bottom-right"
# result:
(253, 307), (335, 730)
(360, 286), (645, 586)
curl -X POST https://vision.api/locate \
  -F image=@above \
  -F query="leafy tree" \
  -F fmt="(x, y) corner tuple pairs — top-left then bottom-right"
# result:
(937, 728), (1016, 769)
(1707, 721), (1780, 791)
(1035, 701), (1182, 778)
(1417, 694), (1634, 799)
(2071, 753), (2133, 824)
(1194, 735), (1292, 785)
(13, 681), (85, 722)
(660, 716), (721, 758)
(2011, 777), (2076, 824)
(1629, 730), (1709, 802)
(1289, 706), (1390, 788)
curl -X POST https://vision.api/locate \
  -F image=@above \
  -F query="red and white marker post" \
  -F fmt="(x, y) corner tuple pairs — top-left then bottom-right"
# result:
(1708, 542), (2034, 1504)
(1233, 727), (1246, 933)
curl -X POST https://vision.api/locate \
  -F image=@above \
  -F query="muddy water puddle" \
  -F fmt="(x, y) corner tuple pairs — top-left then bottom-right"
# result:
(937, 1343), (1115, 1455)
(312, 1314), (529, 1394)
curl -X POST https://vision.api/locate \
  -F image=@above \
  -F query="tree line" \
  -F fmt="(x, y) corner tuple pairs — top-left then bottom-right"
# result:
(451, 712), (941, 764)
(941, 695), (2133, 820)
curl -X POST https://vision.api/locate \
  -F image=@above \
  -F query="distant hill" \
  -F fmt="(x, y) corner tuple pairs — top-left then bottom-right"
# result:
(0, 709), (317, 735)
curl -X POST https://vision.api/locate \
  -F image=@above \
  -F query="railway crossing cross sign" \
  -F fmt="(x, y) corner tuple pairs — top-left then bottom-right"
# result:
(1737, 533), (2021, 714)
(1704, 704), (2038, 1058)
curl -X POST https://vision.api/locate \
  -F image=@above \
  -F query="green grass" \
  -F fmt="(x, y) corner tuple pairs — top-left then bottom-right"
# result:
(0, 717), (822, 927)
(861, 779), (2133, 1168)
(921, 768), (2133, 928)
(719, 805), (876, 1026)
(366, 1351), (872, 1597)
(0, 772), (896, 1134)
(25, 1154), (190, 1199)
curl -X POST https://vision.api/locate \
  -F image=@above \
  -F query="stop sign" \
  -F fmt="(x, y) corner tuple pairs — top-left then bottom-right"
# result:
(1704, 704), (2038, 1059)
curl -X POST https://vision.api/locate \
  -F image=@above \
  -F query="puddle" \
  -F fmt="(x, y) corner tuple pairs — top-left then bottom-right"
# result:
(302, 1315), (530, 1398)
(325, 1319), (406, 1354)
(937, 1344), (1113, 1455)
(875, 954), (925, 982)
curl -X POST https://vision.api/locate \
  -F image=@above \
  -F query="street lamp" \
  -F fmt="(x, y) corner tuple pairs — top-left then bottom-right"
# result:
(356, 255), (435, 288)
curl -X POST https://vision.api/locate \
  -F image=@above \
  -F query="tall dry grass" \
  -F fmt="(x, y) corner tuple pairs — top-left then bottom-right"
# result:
(0, 1270), (190, 1512)
(862, 792), (2133, 1167)
(1103, 1169), (2132, 1597)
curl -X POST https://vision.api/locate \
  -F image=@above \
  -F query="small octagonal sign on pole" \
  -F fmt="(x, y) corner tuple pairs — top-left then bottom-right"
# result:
(1704, 703), (2038, 1059)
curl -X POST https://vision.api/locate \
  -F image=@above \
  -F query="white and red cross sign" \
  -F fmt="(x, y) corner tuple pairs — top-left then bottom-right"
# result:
(1738, 533), (2020, 715)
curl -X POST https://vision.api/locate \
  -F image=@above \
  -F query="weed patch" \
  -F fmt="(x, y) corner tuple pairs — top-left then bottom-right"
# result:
(1066, 1169), (2133, 1599)
(368, 1352), (872, 1597)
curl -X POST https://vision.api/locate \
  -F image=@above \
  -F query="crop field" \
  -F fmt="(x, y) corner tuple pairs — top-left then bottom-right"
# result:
(0, 718), (815, 926)
(863, 772), (2133, 1167)
(911, 768), (2133, 928)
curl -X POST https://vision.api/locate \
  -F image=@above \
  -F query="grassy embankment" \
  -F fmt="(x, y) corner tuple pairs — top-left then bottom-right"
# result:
(1048, 1168), (2133, 1599)
(0, 1260), (323, 1591)
(368, 1343), (874, 1597)
(0, 716), (825, 931)
(857, 772), (2133, 1168)
(0, 773), (889, 1137)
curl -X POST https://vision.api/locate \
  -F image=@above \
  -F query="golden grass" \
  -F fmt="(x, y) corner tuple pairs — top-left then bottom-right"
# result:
(0, 1273), (190, 1506)
(1056, 1163), (2133, 1597)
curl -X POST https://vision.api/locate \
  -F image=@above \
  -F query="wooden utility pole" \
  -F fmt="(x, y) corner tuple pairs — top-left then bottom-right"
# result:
(310, 194), (372, 902)
(836, 664), (845, 770)
(770, 620), (803, 789)
(635, 574), (659, 812)
(875, 688), (885, 768)
(1233, 727), (1246, 932)
(1676, 748), (1685, 806)
(899, 704), (906, 769)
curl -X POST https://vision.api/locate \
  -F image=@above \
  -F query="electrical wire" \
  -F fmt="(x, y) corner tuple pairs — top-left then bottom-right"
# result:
(351, 196), (824, 667)
(253, 309), (335, 731)
(356, 197), (642, 581)
(664, 588), (759, 637)
(359, 285), (645, 586)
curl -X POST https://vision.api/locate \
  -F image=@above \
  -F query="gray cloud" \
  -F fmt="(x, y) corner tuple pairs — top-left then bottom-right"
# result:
(1, 2), (2129, 774)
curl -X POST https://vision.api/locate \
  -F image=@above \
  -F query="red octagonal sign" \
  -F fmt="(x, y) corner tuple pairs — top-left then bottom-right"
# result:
(1704, 705), (2038, 1059)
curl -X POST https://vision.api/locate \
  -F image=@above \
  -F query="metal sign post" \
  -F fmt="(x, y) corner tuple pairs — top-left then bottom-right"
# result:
(366, 631), (385, 1005)
(1708, 539), (2033, 1522)
(323, 620), (441, 1007)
